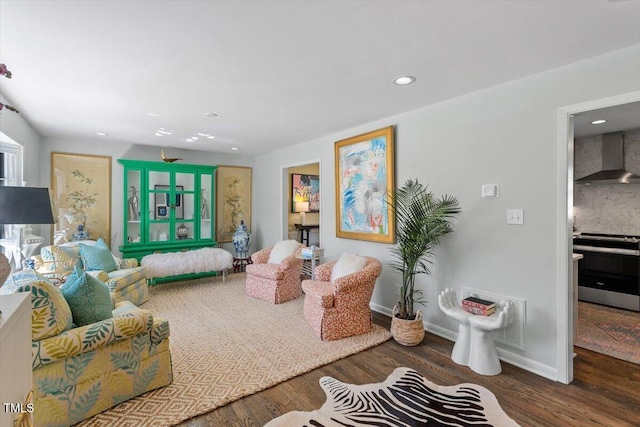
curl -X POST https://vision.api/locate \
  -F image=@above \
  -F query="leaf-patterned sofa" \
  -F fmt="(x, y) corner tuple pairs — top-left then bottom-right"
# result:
(33, 241), (149, 306)
(1, 270), (172, 427)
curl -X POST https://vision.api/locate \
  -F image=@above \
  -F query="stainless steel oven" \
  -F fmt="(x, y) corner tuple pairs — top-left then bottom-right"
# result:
(573, 233), (640, 312)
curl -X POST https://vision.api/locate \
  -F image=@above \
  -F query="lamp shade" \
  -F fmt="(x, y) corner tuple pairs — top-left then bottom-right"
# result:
(0, 186), (55, 224)
(294, 201), (310, 213)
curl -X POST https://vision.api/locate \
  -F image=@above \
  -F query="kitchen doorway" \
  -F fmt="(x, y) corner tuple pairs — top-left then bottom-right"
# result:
(556, 91), (640, 384)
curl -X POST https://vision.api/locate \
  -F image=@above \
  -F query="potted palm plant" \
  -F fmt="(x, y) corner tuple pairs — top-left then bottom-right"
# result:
(388, 178), (461, 346)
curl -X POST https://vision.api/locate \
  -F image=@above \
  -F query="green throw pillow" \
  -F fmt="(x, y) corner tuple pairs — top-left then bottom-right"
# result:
(80, 238), (118, 272)
(61, 266), (113, 326)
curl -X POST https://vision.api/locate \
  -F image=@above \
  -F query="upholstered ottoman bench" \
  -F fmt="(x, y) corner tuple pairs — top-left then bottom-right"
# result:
(141, 247), (234, 284)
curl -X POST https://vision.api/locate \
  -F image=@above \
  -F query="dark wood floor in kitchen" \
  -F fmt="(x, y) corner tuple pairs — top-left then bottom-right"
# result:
(178, 312), (640, 427)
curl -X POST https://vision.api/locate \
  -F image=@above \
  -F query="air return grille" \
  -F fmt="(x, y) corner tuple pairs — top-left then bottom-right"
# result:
(461, 288), (526, 351)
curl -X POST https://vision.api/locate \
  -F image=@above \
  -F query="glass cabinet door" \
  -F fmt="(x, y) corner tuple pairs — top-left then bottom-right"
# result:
(148, 170), (171, 242)
(200, 173), (213, 239)
(175, 171), (196, 241)
(125, 169), (142, 244)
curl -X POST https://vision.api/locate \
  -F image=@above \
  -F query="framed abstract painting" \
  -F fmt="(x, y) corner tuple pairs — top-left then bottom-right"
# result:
(291, 174), (320, 213)
(334, 126), (395, 243)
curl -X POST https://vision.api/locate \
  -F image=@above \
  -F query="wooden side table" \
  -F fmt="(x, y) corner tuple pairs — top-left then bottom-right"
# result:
(233, 257), (253, 273)
(294, 223), (319, 246)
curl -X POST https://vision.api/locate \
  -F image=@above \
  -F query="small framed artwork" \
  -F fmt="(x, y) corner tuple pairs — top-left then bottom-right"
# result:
(291, 174), (320, 213)
(334, 126), (395, 243)
(156, 204), (168, 219)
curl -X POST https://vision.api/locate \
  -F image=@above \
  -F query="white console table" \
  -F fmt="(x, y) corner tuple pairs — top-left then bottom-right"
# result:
(0, 292), (32, 427)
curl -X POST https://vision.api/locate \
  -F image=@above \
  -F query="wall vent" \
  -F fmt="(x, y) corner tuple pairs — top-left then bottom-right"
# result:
(461, 288), (526, 351)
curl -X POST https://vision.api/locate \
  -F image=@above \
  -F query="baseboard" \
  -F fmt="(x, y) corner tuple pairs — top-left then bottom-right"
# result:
(370, 303), (558, 382)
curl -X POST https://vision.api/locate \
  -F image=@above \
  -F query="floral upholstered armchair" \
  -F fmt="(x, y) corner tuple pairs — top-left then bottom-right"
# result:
(302, 254), (382, 340)
(245, 239), (305, 304)
(1, 270), (172, 427)
(32, 239), (149, 306)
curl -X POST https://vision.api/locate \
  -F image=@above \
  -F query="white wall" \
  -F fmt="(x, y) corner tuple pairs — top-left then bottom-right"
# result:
(0, 96), (46, 239)
(252, 45), (640, 379)
(42, 137), (253, 251)
(0, 95), (42, 186)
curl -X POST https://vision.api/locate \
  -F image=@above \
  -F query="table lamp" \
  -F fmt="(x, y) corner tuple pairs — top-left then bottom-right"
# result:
(294, 201), (310, 226)
(0, 186), (55, 278)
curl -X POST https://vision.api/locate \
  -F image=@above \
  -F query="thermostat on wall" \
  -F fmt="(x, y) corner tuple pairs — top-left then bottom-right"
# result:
(481, 184), (499, 198)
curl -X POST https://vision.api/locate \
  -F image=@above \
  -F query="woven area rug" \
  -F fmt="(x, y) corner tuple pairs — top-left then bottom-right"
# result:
(265, 367), (520, 426)
(576, 301), (640, 364)
(78, 274), (391, 426)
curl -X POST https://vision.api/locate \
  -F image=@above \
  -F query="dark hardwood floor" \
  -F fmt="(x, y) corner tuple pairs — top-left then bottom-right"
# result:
(178, 312), (640, 426)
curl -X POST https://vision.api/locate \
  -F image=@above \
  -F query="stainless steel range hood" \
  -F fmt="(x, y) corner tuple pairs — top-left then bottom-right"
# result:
(576, 131), (640, 185)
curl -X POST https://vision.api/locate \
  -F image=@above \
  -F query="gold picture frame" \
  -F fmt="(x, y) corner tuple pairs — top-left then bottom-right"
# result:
(334, 126), (395, 243)
(51, 152), (112, 246)
(216, 165), (252, 243)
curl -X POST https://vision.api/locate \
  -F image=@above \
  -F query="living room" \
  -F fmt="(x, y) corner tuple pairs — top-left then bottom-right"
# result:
(0, 1), (639, 426)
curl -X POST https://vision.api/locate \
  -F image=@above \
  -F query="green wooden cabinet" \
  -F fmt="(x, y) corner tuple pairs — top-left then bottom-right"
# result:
(118, 159), (217, 260)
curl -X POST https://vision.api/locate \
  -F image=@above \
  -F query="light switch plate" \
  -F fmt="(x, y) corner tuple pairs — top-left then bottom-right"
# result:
(507, 209), (524, 225)
(482, 184), (499, 198)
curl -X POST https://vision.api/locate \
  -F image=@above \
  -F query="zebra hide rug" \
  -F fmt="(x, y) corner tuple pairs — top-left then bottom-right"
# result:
(265, 367), (520, 426)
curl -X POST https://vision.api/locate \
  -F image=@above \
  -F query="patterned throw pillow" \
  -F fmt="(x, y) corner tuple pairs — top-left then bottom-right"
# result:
(39, 245), (81, 275)
(79, 238), (118, 272)
(3, 270), (74, 340)
(331, 253), (368, 282)
(267, 240), (300, 264)
(61, 267), (113, 326)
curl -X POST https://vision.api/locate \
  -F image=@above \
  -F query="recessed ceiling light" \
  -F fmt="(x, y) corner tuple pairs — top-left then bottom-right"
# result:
(591, 119), (607, 125)
(231, 147), (239, 151)
(393, 76), (416, 85)
(147, 113), (160, 117)
(95, 132), (108, 136)
(204, 112), (218, 118)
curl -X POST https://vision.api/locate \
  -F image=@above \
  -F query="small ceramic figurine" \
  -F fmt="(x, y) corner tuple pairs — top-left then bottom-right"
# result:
(200, 188), (209, 220)
(128, 186), (140, 221)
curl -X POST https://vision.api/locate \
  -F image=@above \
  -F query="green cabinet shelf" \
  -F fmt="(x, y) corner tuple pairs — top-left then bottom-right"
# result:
(117, 159), (218, 261)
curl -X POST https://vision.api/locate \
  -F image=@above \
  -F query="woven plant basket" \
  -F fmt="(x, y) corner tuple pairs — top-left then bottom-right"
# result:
(390, 306), (425, 346)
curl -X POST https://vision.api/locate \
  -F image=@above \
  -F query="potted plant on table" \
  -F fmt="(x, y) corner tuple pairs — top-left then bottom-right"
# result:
(388, 178), (461, 346)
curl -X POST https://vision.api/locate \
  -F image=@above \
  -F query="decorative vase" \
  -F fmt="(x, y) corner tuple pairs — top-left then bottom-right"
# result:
(73, 224), (89, 241)
(177, 223), (189, 240)
(390, 306), (425, 346)
(232, 220), (251, 259)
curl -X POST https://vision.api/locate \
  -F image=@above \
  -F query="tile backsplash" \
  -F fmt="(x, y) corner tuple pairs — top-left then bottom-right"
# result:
(574, 127), (640, 235)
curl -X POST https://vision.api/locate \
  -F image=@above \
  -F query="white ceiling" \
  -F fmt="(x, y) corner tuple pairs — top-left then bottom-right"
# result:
(573, 101), (640, 138)
(0, 0), (639, 156)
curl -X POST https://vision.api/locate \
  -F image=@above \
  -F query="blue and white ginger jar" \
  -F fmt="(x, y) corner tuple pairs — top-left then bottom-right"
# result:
(232, 220), (251, 258)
